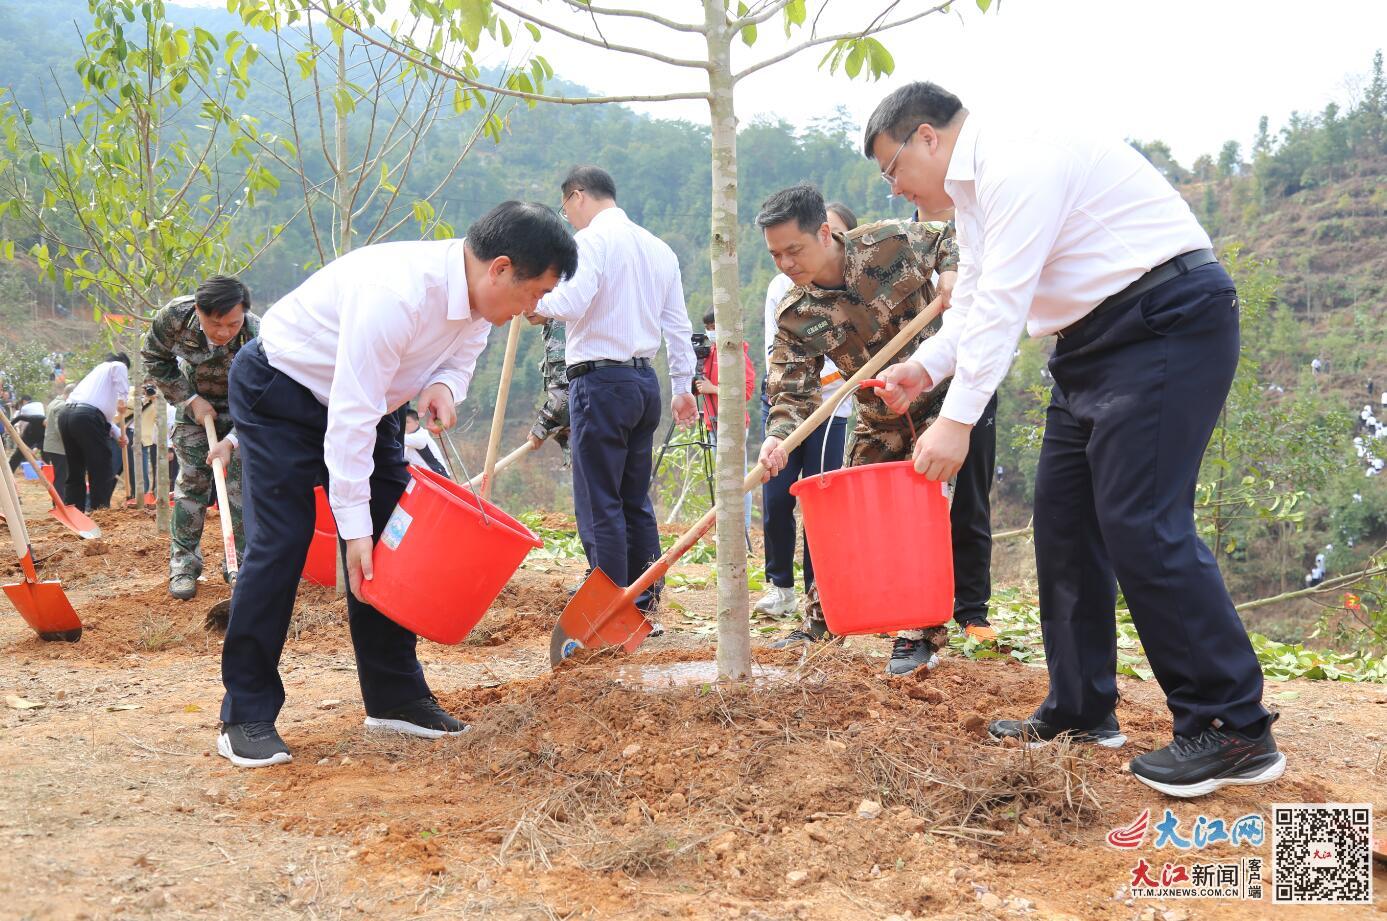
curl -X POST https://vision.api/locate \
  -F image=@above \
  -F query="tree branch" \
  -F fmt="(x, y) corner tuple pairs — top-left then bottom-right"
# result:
(493, 0), (710, 69)
(554, 0), (703, 33)
(731, 0), (794, 30)
(310, 7), (710, 105)
(733, 2), (951, 83)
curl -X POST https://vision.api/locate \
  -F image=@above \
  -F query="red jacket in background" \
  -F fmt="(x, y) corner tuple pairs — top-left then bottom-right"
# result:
(701, 341), (755, 427)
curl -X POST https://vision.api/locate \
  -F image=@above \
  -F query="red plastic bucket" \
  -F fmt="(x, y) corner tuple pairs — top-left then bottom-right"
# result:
(791, 460), (953, 635)
(359, 464), (542, 644)
(301, 486), (338, 587)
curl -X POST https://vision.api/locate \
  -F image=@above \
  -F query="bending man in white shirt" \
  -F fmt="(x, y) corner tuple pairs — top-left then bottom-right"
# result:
(216, 201), (578, 769)
(865, 82), (1279, 799)
(58, 354), (130, 510)
(534, 166), (697, 630)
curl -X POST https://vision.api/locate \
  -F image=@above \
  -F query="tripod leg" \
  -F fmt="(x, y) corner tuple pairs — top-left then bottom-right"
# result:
(650, 419), (678, 486)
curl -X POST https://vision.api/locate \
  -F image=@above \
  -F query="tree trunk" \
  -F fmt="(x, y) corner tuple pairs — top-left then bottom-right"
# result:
(332, 43), (353, 598)
(704, 1), (751, 680)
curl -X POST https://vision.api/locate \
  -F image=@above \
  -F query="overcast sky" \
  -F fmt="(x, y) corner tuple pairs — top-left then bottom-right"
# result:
(179, 0), (1386, 165)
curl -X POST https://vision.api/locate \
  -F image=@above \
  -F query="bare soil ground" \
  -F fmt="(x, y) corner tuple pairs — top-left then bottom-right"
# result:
(1, 480), (1385, 921)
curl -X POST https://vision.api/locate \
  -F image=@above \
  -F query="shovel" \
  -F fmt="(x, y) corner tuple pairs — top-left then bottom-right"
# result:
(478, 315), (525, 501)
(466, 439), (537, 490)
(550, 296), (945, 666)
(202, 417), (239, 632)
(0, 453), (81, 641)
(0, 410), (101, 540)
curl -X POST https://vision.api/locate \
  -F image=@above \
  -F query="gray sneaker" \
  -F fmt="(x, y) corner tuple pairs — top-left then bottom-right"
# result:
(169, 574), (198, 600)
(217, 721), (292, 768)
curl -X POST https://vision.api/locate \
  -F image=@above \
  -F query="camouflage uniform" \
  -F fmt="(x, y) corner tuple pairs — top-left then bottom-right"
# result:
(766, 219), (958, 639)
(530, 319), (571, 451)
(141, 295), (260, 581)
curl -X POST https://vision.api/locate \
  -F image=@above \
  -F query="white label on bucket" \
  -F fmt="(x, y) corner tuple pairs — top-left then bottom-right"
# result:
(380, 506), (413, 551)
(405, 478), (415, 495)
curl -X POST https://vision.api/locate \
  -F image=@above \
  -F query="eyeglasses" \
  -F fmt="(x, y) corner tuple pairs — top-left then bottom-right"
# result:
(560, 188), (583, 224)
(879, 126), (922, 187)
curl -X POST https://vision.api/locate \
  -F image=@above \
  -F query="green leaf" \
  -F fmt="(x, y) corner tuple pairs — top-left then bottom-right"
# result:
(845, 43), (864, 79)
(524, 22), (540, 41)
(976, 0), (993, 10)
(740, 22), (757, 47)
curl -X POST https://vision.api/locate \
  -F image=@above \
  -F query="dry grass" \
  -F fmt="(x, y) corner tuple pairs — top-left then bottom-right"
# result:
(136, 613), (185, 651)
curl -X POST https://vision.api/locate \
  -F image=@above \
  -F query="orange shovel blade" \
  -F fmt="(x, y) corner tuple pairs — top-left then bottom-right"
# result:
(3, 578), (82, 640)
(550, 567), (652, 665)
(47, 503), (101, 540)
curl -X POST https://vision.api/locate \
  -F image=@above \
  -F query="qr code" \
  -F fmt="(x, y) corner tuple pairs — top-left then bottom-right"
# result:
(1272, 803), (1373, 904)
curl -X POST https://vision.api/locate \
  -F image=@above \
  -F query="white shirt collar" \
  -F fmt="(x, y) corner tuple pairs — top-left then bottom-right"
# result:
(945, 113), (980, 183)
(586, 206), (626, 230)
(448, 238), (476, 321)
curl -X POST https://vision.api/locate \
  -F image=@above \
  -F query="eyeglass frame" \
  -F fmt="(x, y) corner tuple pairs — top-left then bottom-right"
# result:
(560, 187), (584, 223)
(879, 125), (923, 187)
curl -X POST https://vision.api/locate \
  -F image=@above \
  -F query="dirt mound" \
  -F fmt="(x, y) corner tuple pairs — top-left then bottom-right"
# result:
(226, 650), (1153, 915)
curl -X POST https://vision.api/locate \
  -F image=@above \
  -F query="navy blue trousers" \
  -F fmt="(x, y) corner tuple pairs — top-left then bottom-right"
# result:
(568, 365), (662, 610)
(220, 340), (430, 724)
(1033, 262), (1268, 737)
(952, 394), (997, 626)
(761, 393), (847, 592)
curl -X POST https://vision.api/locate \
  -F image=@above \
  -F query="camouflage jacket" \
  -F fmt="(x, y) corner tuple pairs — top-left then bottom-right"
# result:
(141, 295), (261, 423)
(530, 319), (570, 446)
(765, 220), (958, 441)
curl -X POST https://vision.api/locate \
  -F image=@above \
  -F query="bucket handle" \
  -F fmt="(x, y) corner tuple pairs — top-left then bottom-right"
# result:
(817, 378), (917, 486)
(440, 428), (494, 529)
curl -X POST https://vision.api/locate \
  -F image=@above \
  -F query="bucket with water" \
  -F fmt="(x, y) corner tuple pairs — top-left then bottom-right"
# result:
(359, 464), (542, 644)
(791, 459), (953, 636)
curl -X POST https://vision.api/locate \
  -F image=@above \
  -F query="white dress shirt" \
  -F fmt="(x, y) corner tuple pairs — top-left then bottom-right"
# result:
(535, 207), (695, 394)
(261, 239), (492, 540)
(910, 114), (1213, 424)
(69, 360), (130, 438)
(763, 273), (851, 419)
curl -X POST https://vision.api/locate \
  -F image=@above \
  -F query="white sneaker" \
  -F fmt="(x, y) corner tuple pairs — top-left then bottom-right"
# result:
(754, 585), (798, 616)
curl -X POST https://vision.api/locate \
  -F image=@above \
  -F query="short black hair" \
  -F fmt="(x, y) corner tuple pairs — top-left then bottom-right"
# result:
(195, 275), (250, 317)
(825, 201), (858, 232)
(405, 408), (420, 420)
(862, 82), (964, 158)
(561, 165), (617, 201)
(467, 201), (579, 282)
(107, 352), (130, 368)
(755, 183), (827, 235)
(702, 308), (715, 327)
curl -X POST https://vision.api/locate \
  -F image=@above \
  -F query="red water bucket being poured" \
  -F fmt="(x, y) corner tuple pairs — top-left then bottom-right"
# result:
(789, 379), (953, 636)
(301, 486), (338, 587)
(359, 464), (542, 645)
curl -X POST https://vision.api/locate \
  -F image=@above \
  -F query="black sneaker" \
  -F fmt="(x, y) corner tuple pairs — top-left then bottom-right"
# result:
(217, 721), (292, 768)
(770, 622), (829, 649)
(988, 712), (1127, 749)
(887, 636), (940, 675)
(1129, 714), (1285, 798)
(364, 696), (470, 740)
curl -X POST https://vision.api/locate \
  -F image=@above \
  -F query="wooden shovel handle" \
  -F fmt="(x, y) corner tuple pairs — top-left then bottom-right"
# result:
(480, 315), (525, 501)
(0, 455), (32, 564)
(0, 410), (66, 511)
(203, 416), (238, 575)
(467, 439), (536, 490)
(613, 296), (945, 609)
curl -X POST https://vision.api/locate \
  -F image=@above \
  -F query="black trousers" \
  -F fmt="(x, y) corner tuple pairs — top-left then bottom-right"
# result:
(1033, 262), (1268, 737)
(568, 365), (662, 611)
(7, 416), (44, 471)
(952, 395), (997, 626)
(58, 404), (117, 510)
(219, 339), (430, 724)
(761, 393), (847, 591)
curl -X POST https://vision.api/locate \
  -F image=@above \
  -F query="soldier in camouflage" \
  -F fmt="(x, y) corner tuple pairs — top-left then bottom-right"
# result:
(141, 276), (258, 600)
(756, 183), (958, 675)
(527, 317), (571, 453)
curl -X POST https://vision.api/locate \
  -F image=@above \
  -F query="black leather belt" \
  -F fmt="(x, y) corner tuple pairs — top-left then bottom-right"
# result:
(1059, 248), (1218, 339)
(566, 357), (653, 379)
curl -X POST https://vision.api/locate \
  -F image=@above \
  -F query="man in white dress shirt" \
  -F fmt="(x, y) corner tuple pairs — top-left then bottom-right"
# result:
(216, 201), (578, 768)
(57, 354), (130, 510)
(534, 167), (697, 624)
(866, 83), (1280, 798)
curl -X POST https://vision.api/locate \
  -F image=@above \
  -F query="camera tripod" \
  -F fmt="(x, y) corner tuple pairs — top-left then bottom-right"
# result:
(651, 392), (752, 551)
